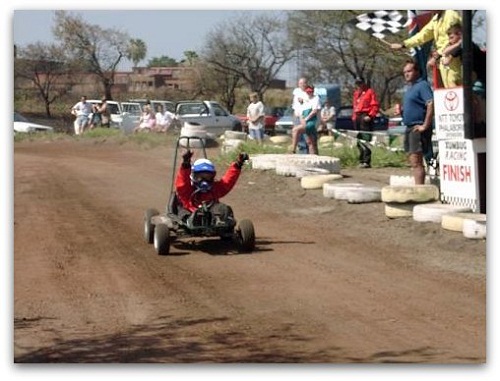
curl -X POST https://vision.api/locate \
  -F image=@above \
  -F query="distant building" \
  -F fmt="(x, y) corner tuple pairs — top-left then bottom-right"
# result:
(15, 62), (286, 97)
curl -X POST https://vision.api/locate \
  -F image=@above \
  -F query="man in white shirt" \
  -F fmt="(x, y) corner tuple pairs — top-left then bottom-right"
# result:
(155, 105), (175, 132)
(71, 96), (93, 135)
(292, 77), (308, 126)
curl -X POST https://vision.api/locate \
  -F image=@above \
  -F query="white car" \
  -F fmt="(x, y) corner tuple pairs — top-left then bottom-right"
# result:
(14, 112), (54, 133)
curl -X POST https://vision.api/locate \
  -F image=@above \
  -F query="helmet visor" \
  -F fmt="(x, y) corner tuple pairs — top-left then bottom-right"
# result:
(193, 171), (215, 182)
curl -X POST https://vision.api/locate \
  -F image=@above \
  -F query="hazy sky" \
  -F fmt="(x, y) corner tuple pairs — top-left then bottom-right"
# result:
(12, 8), (488, 85)
(13, 10), (264, 70)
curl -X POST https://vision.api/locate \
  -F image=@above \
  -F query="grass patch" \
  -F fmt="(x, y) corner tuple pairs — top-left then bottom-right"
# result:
(216, 136), (407, 169)
(14, 129), (408, 169)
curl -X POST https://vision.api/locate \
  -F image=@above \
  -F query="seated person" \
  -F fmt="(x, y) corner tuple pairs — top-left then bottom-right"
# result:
(134, 104), (156, 133)
(174, 150), (249, 227)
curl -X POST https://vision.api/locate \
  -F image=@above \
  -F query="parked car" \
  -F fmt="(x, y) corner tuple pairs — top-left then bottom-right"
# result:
(14, 112), (54, 133)
(235, 106), (287, 135)
(175, 100), (242, 137)
(129, 99), (175, 114)
(87, 100), (142, 132)
(274, 107), (295, 135)
(335, 105), (389, 131)
(387, 115), (406, 136)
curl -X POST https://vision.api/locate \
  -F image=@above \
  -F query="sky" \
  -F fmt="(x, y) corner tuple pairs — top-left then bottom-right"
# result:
(13, 9), (268, 71)
(11, 8), (487, 85)
(3, 1), (499, 381)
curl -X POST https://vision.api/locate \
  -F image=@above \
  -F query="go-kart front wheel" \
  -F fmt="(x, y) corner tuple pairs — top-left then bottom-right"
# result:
(144, 208), (159, 244)
(235, 219), (255, 253)
(154, 223), (171, 256)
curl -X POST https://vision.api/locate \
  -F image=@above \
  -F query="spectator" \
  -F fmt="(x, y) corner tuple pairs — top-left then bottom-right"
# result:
(401, 60), (434, 185)
(319, 98), (336, 137)
(90, 97), (110, 129)
(246, 92), (265, 144)
(134, 104), (156, 133)
(291, 85), (321, 154)
(155, 105), (175, 133)
(441, 22), (486, 88)
(175, 150), (249, 227)
(155, 105), (165, 130)
(71, 95), (93, 135)
(390, 10), (462, 88)
(292, 77), (308, 126)
(352, 77), (380, 168)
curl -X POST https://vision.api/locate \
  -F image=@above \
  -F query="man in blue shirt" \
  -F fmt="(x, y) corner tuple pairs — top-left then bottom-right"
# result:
(402, 60), (434, 184)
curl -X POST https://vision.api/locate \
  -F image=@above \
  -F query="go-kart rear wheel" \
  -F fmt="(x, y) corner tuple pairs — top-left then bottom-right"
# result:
(235, 219), (255, 253)
(154, 223), (171, 256)
(144, 208), (159, 244)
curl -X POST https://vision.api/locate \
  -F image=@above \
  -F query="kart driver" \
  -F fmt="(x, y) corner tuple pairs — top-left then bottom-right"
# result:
(175, 150), (249, 225)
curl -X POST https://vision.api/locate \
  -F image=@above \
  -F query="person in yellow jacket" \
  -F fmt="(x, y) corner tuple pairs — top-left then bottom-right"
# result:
(390, 10), (462, 88)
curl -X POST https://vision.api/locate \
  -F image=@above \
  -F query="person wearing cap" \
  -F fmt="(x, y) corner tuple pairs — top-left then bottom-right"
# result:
(174, 149), (249, 226)
(352, 77), (380, 168)
(291, 85), (321, 154)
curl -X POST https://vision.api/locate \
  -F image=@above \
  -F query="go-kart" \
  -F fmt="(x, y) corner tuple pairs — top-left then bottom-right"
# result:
(143, 136), (255, 255)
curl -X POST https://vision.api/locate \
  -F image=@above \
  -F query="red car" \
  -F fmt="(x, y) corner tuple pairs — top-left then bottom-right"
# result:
(235, 106), (287, 135)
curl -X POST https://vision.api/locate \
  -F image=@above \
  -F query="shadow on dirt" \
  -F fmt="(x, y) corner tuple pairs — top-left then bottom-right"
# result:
(14, 314), (468, 363)
(14, 315), (335, 363)
(168, 237), (314, 256)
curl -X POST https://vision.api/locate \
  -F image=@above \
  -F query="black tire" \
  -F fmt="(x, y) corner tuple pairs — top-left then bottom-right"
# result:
(235, 219), (255, 253)
(154, 223), (171, 256)
(144, 208), (159, 244)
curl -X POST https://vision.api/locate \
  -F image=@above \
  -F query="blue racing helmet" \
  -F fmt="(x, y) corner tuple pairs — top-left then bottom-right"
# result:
(192, 158), (216, 174)
(190, 158), (216, 192)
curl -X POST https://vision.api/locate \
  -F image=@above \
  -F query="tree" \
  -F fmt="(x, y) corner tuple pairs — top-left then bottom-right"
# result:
(181, 50), (199, 66)
(127, 38), (147, 68)
(147, 56), (178, 67)
(286, 10), (408, 108)
(52, 10), (130, 100)
(14, 42), (72, 117)
(203, 12), (295, 101)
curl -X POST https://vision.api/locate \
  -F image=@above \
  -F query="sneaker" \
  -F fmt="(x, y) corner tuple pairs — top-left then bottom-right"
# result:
(358, 163), (371, 168)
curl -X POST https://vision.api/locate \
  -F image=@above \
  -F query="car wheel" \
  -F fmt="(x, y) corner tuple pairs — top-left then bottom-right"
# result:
(154, 223), (171, 255)
(235, 219), (255, 253)
(144, 208), (159, 244)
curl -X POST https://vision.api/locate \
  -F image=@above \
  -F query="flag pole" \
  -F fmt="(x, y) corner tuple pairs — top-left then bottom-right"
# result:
(378, 38), (392, 47)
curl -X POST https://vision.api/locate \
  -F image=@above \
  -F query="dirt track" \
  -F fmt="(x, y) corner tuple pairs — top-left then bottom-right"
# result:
(14, 138), (486, 363)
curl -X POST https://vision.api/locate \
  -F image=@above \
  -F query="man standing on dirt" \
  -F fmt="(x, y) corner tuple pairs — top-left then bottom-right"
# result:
(401, 59), (434, 185)
(352, 77), (380, 168)
(71, 96), (93, 135)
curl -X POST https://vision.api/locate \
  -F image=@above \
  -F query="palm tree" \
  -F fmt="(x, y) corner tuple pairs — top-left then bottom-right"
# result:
(127, 38), (147, 68)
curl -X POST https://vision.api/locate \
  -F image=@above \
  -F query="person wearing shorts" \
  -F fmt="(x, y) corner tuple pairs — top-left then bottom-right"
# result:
(246, 92), (265, 143)
(402, 59), (434, 184)
(291, 85), (321, 154)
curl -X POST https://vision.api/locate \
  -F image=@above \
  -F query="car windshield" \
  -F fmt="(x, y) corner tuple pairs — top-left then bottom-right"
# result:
(281, 107), (294, 117)
(14, 112), (30, 122)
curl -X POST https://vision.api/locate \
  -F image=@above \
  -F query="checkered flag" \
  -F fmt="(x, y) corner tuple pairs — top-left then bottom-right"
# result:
(349, 10), (409, 40)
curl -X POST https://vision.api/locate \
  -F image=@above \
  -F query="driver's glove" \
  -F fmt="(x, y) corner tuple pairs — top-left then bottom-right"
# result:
(181, 150), (193, 168)
(235, 152), (249, 169)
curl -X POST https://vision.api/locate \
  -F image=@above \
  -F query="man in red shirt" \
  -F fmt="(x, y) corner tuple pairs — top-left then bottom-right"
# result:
(351, 77), (380, 168)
